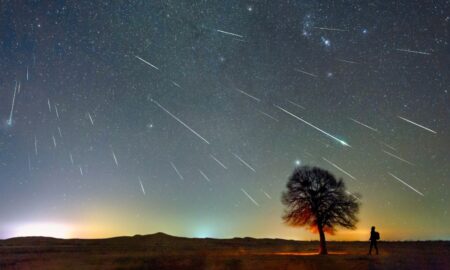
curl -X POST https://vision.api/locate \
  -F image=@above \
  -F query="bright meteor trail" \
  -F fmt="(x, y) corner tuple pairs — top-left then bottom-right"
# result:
(398, 116), (437, 134)
(151, 99), (210, 145)
(349, 118), (378, 132)
(232, 153), (256, 172)
(396, 48), (431, 55)
(274, 104), (350, 147)
(388, 173), (424, 197)
(322, 157), (357, 180)
(7, 82), (17, 126)
(216, 29), (244, 38)
(241, 188), (259, 207)
(135, 55), (160, 70)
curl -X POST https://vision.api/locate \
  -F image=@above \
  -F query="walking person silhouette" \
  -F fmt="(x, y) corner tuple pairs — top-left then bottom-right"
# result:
(369, 226), (379, 255)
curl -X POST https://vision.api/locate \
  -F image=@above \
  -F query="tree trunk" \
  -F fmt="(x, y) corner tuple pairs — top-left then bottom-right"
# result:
(318, 226), (328, 255)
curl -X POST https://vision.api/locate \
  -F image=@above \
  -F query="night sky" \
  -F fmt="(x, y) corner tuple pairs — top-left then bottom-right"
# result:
(0, 1), (449, 241)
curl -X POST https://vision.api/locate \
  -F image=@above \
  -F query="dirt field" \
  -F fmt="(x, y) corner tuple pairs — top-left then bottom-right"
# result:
(0, 233), (449, 269)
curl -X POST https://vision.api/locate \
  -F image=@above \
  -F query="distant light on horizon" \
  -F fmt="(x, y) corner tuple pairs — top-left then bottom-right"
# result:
(8, 222), (73, 239)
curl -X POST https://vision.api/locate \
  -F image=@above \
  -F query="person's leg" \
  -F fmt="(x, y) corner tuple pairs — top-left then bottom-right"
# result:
(375, 241), (378, 255)
(369, 241), (373, 255)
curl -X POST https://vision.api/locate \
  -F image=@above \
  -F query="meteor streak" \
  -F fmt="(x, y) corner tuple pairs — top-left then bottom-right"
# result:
(396, 48), (431, 55)
(170, 162), (184, 180)
(210, 154), (227, 169)
(241, 188), (259, 206)
(171, 81), (181, 88)
(398, 116), (437, 134)
(336, 58), (358, 64)
(381, 142), (397, 151)
(138, 176), (146, 195)
(388, 173), (424, 196)
(151, 99), (210, 144)
(199, 170), (211, 182)
(257, 110), (279, 122)
(274, 104), (350, 147)
(52, 135), (57, 148)
(287, 100), (306, 110)
(34, 136), (38, 156)
(322, 157), (357, 180)
(69, 152), (74, 165)
(294, 68), (318, 77)
(349, 118), (378, 132)
(232, 153), (256, 172)
(135, 55), (160, 70)
(382, 150), (415, 166)
(216, 29), (244, 38)
(87, 112), (94, 126)
(7, 82), (18, 125)
(55, 105), (60, 120)
(48, 99), (51, 112)
(262, 189), (272, 199)
(313, 26), (348, 32)
(111, 150), (119, 167)
(235, 88), (261, 102)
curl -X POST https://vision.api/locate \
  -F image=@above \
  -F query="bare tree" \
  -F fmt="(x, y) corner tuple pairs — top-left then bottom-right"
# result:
(281, 166), (360, 255)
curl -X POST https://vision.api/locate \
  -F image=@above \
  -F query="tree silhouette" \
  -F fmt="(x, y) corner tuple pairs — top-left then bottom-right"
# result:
(281, 166), (360, 255)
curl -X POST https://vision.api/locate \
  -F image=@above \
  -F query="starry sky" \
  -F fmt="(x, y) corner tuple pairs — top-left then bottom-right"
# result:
(0, 1), (449, 241)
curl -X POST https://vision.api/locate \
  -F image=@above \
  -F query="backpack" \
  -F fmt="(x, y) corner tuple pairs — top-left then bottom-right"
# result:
(375, 232), (380, 240)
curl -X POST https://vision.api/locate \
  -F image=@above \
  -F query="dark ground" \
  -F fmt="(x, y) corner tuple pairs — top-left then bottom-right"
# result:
(0, 233), (449, 269)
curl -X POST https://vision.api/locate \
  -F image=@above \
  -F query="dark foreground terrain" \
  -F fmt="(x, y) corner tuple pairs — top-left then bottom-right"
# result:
(0, 233), (449, 269)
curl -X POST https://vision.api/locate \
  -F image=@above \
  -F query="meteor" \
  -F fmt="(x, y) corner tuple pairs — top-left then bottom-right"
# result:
(262, 189), (272, 199)
(235, 88), (261, 102)
(69, 152), (74, 165)
(170, 162), (184, 180)
(257, 110), (279, 122)
(55, 105), (60, 120)
(322, 157), (357, 180)
(382, 150), (415, 166)
(210, 154), (227, 169)
(274, 104), (350, 147)
(287, 100), (306, 110)
(396, 48), (430, 55)
(171, 81), (181, 88)
(7, 82), (18, 126)
(313, 26), (348, 32)
(398, 116), (437, 134)
(138, 176), (146, 195)
(79, 166), (84, 176)
(135, 55), (160, 70)
(87, 112), (94, 126)
(151, 99), (210, 144)
(199, 170), (211, 182)
(388, 173), (424, 197)
(52, 135), (57, 148)
(241, 188), (259, 206)
(48, 98), (51, 112)
(336, 58), (358, 64)
(216, 29), (244, 38)
(381, 142), (397, 151)
(111, 150), (119, 167)
(34, 136), (38, 156)
(349, 118), (378, 132)
(232, 153), (256, 172)
(294, 68), (318, 77)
